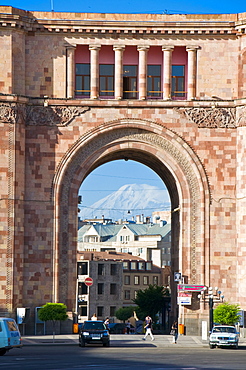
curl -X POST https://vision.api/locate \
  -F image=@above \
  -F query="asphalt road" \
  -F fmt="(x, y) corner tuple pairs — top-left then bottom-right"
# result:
(1, 345), (246, 370)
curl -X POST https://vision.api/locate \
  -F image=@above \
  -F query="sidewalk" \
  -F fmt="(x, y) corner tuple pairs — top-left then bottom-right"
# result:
(21, 334), (246, 348)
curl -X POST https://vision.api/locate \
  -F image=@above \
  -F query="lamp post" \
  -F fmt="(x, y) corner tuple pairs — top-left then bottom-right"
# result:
(198, 286), (224, 332)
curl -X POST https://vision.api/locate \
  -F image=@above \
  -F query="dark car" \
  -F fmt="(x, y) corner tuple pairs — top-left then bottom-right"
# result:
(108, 322), (126, 334)
(79, 320), (110, 347)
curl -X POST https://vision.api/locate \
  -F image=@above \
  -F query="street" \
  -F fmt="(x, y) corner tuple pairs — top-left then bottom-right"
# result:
(1, 344), (246, 370)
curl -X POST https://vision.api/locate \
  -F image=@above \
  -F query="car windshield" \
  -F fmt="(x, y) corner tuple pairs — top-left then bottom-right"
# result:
(83, 322), (106, 330)
(213, 327), (236, 334)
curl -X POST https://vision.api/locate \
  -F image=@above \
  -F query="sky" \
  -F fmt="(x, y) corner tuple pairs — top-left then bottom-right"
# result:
(1, 0), (245, 15)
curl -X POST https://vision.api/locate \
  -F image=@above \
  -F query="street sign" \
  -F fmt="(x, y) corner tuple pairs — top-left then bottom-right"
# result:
(84, 277), (93, 287)
(178, 284), (206, 292)
(177, 292), (192, 305)
(174, 272), (182, 282)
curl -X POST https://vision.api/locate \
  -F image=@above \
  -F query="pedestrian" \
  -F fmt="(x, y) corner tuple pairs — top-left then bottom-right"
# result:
(126, 320), (131, 334)
(104, 317), (110, 329)
(91, 313), (97, 321)
(142, 315), (154, 341)
(171, 321), (178, 343)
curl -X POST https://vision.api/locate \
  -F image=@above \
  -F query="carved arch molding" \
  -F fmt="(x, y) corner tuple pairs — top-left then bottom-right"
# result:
(58, 126), (206, 302)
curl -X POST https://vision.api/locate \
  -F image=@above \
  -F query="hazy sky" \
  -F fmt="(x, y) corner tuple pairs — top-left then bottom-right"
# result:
(1, 0), (245, 14)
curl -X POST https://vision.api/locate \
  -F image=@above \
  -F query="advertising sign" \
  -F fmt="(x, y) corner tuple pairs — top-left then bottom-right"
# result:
(178, 284), (206, 292)
(177, 292), (192, 305)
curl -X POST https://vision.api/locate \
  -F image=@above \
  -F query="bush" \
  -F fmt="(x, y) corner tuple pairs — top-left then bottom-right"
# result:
(213, 302), (240, 326)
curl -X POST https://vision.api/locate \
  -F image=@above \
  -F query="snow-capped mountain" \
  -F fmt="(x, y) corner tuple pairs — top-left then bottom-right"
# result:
(79, 183), (171, 221)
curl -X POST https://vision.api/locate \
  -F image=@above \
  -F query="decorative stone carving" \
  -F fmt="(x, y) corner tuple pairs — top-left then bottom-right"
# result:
(176, 107), (236, 128)
(26, 105), (90, 126)
(236, 106), (246, 127)
(0, 103), (17, 123)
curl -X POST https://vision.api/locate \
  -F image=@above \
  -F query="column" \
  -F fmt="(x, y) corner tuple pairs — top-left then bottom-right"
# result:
(113, 45), (125, 100)
(137, 45), (149, 100)
(66, 45), (76, 99)
(89, 45), (101, 99)
(186, 46), (199, 100)
(162, 46), (174, 100)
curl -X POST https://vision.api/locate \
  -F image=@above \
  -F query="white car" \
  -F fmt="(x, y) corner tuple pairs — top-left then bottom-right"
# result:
(209, 325), (239, 349)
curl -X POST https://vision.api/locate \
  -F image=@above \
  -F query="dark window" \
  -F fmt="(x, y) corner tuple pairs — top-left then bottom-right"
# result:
(110, 306), (116, 316)
(124, 275), (130, 285)
(147, 65), (161, 97)
(97, 306), (104, 317)
(110, 264), (117, 275)
(98, 283), (104, 295)
(77, 262), (88, 276)
(99, 64), (114, 96)
(123, 65), (138, 99)
(124, 290), (130, 300)
(172, 65), (185, 98)
(75, 63), (90, 97)
(79, 305), (87, 316)
(98, 263), (105, 276)
(78, 282), (88, 295)
(110, 283), (117, 295)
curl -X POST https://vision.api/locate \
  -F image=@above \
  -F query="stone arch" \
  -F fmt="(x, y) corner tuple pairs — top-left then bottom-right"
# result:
(52, 119), (211, 310)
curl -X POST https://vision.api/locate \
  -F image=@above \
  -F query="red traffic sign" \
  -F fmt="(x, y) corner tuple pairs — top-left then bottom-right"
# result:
(84, 277), (93, 287)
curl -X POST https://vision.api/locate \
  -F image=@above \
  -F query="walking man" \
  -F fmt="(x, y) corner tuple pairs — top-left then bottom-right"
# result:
(142, 315), (154, 341)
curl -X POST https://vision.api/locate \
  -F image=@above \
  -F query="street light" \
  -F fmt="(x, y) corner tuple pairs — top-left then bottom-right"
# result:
(198, 286), (224, 332)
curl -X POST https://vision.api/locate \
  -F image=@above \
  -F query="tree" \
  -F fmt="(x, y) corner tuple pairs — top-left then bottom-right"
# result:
(213, 302), (240, 326)
(115, 306), (135, 322)
(133, 285), (170, 321)
(38, 303), (68, 342)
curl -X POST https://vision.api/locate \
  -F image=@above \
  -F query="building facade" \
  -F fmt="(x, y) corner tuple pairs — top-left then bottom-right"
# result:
(1, 7), (246, 334)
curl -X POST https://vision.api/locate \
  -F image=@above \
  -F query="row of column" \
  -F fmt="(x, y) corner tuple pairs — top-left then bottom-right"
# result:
(66, 44), (199, 100)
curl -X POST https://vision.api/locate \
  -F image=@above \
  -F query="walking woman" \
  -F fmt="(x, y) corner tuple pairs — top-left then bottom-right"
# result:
(171, 321), (178, 344)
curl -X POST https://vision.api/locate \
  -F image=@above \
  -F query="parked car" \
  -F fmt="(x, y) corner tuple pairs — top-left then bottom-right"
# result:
(0, 318), (22, 356)
(209, 325), (239, 349)
(79, 320), (110, 347)
(108, 323), (126, 334)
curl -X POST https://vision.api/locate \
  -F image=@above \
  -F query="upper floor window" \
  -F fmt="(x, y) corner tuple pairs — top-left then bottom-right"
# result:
(138, 261), (145, 270)
(124, 275), (130, 285)
(98, 283), (104, 295)
(123, 65), (138, 99)
(134, 276), (139, 285)
(147, 65), (161, 97)
(146, 262), (152, 271)
(99, 64), (114, 97)
(110, 283), (117, 295)
(130, 261), (137, 270)
(77, 262), (88, 276)
(123, 261), (129, 270)
(172, 65), (185, 98)
(98, 263), (105, 276)
(110, 264), (118, 276)
(153, 276), (158, 285)
(75, 63), (90, 97)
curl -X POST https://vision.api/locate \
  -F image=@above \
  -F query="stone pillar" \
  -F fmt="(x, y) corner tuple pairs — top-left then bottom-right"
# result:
(186, 46), (199, 100)
(89, 45), (101, 99)
(137, 45), (150, 100)
(162, 46), (174, 100)
(113, 45), (125, 100)
(66, 45), (76, 99)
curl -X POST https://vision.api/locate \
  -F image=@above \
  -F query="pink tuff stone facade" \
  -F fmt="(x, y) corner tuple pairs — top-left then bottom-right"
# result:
(1, 6), (246, 334)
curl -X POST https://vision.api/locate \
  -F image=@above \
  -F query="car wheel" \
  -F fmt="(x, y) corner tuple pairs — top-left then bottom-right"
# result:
(209, 344), (215, 349)
(80, 340), (85, 347)
(0, 349), (7, 356)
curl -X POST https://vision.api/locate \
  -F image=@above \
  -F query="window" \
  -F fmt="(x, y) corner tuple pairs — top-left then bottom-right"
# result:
(124, 275), (130, 285)
(110, 283), (117, 295)
(134, 276), (139, 285)
(147, 65), (161, 97)
(78, 282), (88, 295)
(77, 262), (88, 276)
(97, 306), (104, 317)
(121, 247), (129, 253)
(143, 276), (149, 285)
(99, 64), (114, 97)
(172, 65), (185, 98)
(98, 263), (105, 276)
(123, 261), (129, 270)
(138, 261), (145, 270)
(134, 290), (138, 299)
(138, 248), (143, 254)
(123, 65), (138, 99)
(124, 290), (130, 300)
(153, 276), (158, 285)
(125, 235), (130, 242)
(79, 305), (87, 316)
(110, 264), (117, 275)
(146, 262), (152, 271)
(110, 306), (116, 316)
(120, 235), (124, 242)
(98, 283), (104, 295)
(75, 63), (90, 97)
(130, 261), (137, 270)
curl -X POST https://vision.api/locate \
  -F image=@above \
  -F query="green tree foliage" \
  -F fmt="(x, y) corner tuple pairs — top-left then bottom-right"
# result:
(133, 285), (170, 321)
(38, 303), (68, 341)
(213, 302), (240, 326)
(115, 306), (135, 322)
